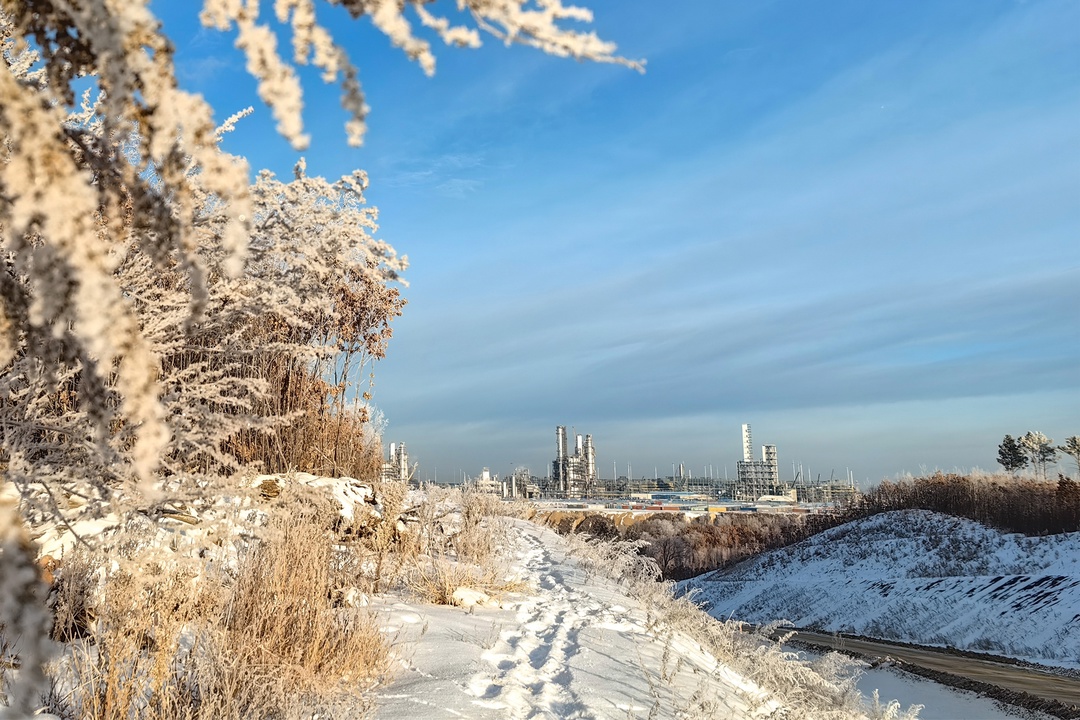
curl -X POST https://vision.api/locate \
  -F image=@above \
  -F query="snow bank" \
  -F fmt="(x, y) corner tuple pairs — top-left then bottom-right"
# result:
(685, 510), (1080, 668)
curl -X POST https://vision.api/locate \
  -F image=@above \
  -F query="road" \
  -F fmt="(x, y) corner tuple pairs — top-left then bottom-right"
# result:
(786, 629), (1080, 711)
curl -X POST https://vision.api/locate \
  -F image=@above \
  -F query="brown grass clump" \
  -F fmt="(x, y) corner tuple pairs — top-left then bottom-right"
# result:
(345, 484), (530, 607)
(40, 492), (391, 720)
(202, 493), (390, 717)
(403, 555), (525, 607)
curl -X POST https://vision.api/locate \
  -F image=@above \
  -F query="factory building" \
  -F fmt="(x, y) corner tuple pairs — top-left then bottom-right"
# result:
(551, 426), (597, 498)
(502, 466), (540, 499)
(472, 467), (501, 494)
(381, 442), (411, 482)
(734, 424), (782, 501)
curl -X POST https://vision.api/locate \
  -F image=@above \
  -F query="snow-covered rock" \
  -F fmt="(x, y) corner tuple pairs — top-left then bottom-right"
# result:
(251, 472), (378, 524)
(450, 586), (492, 610)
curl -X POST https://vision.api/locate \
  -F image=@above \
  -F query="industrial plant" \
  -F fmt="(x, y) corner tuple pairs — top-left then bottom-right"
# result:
(446, 422), (857, 506)
(549, 426), (598, 498)
(733, 424), (782, 501)
(381, 442), (412, 483)
(463, 466), (540, 498)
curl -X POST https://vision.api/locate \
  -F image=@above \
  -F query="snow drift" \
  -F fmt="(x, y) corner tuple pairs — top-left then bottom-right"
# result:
(684, 510), (1080, 668)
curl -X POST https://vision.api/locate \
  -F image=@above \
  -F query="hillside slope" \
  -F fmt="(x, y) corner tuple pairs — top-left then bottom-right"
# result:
(684, 510), (1080, 668)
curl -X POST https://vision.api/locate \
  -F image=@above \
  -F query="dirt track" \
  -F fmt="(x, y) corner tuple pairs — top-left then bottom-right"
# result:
(787, 629), (1080, 718)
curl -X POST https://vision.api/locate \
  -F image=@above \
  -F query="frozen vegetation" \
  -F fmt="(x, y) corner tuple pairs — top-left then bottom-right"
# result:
(3, 478), (933, 719)
(1, 1), (1071, 718)
(0, 2), (641, 715)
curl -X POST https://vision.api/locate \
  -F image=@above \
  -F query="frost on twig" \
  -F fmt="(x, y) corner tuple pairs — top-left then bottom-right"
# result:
(203, 0), (643, 147)
(1, 0), (634, 508)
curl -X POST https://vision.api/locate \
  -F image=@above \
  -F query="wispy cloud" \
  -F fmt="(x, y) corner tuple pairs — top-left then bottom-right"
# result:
(436, 178), (483, 198)
(176, 54), (237, 87)
(379, 152), (486, 192)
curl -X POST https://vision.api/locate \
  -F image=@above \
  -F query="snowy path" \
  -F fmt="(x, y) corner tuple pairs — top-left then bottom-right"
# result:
(374, 520), (776, 719)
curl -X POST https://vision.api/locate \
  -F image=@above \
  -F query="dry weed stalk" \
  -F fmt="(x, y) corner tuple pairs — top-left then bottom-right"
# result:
(346, 484), (528, 606)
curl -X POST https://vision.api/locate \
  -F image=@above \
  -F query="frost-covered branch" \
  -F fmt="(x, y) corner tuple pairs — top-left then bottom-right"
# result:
(203, 0), (642, 147)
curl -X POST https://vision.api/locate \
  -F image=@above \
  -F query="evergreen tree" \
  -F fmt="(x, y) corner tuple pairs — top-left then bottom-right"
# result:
(997, 434), (1027, 473)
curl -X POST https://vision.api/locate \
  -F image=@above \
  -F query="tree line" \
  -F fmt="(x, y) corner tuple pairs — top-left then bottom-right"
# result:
(997, 432), (1080, 480)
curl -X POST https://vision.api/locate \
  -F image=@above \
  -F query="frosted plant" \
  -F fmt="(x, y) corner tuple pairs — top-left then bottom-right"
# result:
(1, 0), (635, 707)
(201, 0), (643, 147)
(1, 0), (634, 501)
(0, 6), (251, 495)
(1019, 431), (1056, 481)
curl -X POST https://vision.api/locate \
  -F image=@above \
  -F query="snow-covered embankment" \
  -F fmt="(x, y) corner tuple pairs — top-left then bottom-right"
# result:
(684, 510), (1080, 668)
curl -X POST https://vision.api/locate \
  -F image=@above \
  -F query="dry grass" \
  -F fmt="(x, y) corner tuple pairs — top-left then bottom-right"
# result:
(39, 491), (392, 720)
(344, 483), (529, 606)
(15, 482), (532, 717)
(402, 552), (528, 607)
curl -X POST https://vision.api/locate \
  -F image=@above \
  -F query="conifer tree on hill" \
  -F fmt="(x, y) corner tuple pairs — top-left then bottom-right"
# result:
(997, 434), (1027, 474)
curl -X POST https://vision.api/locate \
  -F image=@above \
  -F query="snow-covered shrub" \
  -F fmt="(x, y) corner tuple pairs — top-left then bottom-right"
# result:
(566, 533), (661, 588)
(0, 0), (637, 510)
(2, 1), (639, 707)
(316, 482), (530, 606)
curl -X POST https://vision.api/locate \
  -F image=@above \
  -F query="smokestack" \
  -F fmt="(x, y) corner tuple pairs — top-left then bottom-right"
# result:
(585, 435), (596, 481)
(741, 424), (753, 463)
(556, 426), (567, 460)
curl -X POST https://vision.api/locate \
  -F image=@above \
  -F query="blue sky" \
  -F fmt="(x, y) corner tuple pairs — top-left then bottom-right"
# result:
(162, 0), (1079, 484)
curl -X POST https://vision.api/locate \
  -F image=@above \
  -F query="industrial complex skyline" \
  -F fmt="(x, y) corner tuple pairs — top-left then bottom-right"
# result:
(400, 419), (997, 490)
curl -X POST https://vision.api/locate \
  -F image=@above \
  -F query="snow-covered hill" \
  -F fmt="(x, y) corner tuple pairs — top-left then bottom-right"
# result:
(684, 510), (1080, 668)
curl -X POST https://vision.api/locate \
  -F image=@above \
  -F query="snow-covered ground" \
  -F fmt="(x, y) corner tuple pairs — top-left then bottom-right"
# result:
(373, 517), (1061, 719)
(685, 510), (1080, 668)
(15, 482), (1063, 719)
(374, 520), (783, 719)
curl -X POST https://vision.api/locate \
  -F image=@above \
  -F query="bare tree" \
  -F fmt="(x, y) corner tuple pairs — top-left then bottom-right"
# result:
(1020, 431), (1057, 481)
